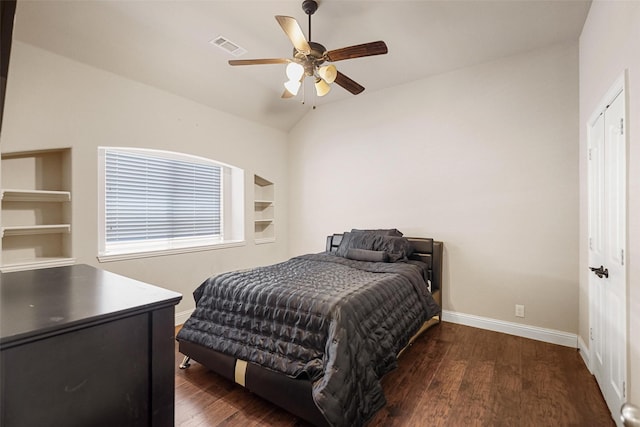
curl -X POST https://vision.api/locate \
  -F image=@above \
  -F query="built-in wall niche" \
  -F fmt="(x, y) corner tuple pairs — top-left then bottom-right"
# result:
(1, 148), (74, 272)
(254, 174), (275, 244)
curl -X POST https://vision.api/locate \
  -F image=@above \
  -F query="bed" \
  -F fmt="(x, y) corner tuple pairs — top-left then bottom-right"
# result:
(176, 230), (443, 427)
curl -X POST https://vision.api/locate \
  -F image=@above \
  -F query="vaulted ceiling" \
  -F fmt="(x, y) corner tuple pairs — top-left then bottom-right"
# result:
(12, 1), (591, 131)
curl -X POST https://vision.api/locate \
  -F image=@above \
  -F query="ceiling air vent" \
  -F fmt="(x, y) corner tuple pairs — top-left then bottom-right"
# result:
(210, 36), (247, 57)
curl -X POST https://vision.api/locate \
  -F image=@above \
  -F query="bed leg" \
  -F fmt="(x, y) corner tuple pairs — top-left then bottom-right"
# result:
(179, 356), (191, 369)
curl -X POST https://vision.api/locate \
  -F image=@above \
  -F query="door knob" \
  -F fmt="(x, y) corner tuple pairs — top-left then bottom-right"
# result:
(589, 265), (609, 278)
(621, 403), (640, 427)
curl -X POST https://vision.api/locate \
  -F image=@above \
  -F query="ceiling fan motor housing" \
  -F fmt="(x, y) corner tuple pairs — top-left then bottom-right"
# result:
(293, 41), (327, 76)
(302, 0), (318, 16)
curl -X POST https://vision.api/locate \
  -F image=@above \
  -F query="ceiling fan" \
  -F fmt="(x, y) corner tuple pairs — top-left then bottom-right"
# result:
(228, 0), (388, 99)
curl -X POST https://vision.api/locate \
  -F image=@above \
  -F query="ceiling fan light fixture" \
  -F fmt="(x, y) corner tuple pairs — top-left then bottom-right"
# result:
(286, 62), (305, 81)
(314, 78), (331, 97)
(318, 64), (337, 84)
(284, 79), (302, 96)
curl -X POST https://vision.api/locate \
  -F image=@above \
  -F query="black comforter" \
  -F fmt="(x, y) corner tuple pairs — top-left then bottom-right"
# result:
(177, 252), (440, 426)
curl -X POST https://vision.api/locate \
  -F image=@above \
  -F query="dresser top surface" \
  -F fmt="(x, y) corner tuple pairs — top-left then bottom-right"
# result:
(0, 264), (182, 347)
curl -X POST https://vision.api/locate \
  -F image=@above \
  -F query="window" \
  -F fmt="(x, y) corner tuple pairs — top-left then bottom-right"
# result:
(98, 147), (244, 261)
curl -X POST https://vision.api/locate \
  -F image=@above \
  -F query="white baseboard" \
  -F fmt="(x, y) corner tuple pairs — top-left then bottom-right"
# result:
(577, 334), (591, 371)
(442, 310), (578, 348)
(175, 308), (194, 326)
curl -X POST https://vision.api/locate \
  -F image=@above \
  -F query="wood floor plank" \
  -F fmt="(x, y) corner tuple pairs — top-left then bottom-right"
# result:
(174, 322), (614, 426)
(370, 335), (449, 426)
(520, 335), (575, 424)
(446, 360), (495, 426)
(407, 358), (468, 426)
(486, 333), (523, 427)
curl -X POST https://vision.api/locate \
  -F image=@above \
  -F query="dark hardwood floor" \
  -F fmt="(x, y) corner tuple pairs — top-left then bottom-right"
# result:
(174, 322), (614, 426)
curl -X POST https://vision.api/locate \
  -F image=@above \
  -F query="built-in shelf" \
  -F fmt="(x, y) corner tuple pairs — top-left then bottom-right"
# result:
(0, 257), (76, 273)
(254, 175), (274, 244)
(1, 189), (71, 203)
(254, 219), (274, 224)
(1, 149), (73, 271)
(2, 224), (71, 237)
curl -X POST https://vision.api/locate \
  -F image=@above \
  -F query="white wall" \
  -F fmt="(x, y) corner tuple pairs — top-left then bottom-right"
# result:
(288, 42), (579, 334)
(1, 41), (290, 316)
(579, 0), (640, 404)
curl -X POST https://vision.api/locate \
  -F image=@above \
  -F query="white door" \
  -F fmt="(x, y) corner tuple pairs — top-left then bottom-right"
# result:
(588, 83), (627, 422)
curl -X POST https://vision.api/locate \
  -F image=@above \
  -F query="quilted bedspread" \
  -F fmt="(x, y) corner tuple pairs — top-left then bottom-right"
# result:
(176, 252), (440, 427)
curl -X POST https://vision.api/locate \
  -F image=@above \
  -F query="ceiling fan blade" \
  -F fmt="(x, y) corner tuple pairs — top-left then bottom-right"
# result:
(228, 58), (290, 66)
(281, 89), (295, 99)
(334, 71), (365, 95)
(275, 16), (311, 55)
(325, 41), (388, 62)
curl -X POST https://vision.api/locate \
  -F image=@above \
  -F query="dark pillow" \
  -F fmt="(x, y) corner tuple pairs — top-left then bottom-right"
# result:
(336, 231), (380, 257)
(372, 235), (414, 262)
(350, 228), (403, 237)
(336, 231), (413, 262)
(345, 248), (389, 263)
(335, 232), (354, 257)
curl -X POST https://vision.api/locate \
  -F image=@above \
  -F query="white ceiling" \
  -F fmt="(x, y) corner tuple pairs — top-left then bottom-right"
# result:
(12, 0), (591, 131)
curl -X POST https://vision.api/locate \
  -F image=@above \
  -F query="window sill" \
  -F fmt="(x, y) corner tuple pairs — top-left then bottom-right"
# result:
(97, 240), (246, 263)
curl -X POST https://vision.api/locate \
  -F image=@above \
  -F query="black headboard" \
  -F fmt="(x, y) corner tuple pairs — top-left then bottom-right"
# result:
(325, 234), (443, 296)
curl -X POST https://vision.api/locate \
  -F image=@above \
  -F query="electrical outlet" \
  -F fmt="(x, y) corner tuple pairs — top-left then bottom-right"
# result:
(515, 304), (525, 318)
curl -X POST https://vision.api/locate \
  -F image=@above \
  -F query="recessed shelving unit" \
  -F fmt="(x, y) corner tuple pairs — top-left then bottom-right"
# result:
(1, 149), (74, 272)
(254, 174), (275, 244)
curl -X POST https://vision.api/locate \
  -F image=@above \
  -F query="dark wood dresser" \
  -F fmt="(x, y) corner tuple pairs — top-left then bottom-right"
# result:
(0, 264), (182, 427)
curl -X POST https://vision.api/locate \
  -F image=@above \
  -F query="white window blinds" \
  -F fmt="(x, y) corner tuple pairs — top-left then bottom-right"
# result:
(105, 150), (222, 244)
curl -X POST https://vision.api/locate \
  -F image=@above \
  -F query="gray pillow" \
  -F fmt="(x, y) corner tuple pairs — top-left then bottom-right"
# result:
(335, 232), (354, 257)
(346, 248), (389, 263)
(372, 235), (414, 262)
(336, 231), (379, 257)
(336, 231), (413, 262)
(350, 228), (403, 237)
